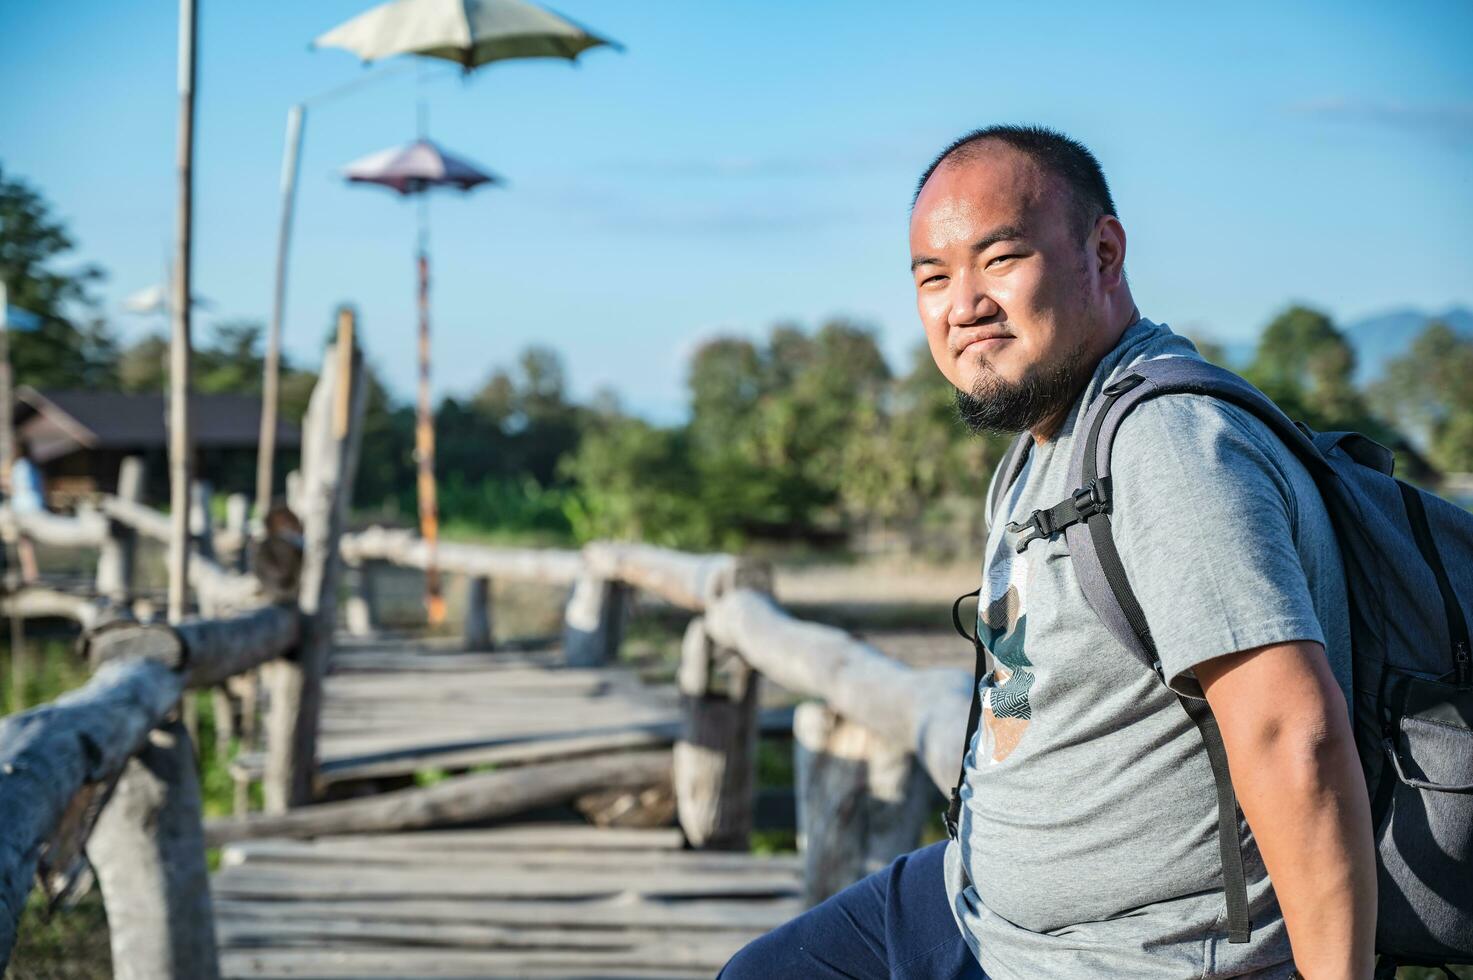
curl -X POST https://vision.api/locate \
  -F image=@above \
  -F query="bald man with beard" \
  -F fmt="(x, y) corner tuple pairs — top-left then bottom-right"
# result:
(720, 126), (1374, 980)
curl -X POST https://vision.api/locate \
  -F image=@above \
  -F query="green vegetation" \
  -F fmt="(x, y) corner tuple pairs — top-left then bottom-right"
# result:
(6, 161), (1471, 556)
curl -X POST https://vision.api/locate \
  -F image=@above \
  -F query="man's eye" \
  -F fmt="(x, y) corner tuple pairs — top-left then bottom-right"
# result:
(988, 254), (1020, 268)
(920, 275), (947, 287)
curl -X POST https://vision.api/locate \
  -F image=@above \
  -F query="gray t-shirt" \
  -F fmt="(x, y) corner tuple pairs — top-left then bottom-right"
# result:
(943, 317), (1352, 979)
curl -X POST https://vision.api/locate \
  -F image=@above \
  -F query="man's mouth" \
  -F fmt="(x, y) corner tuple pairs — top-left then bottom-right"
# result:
(954, 331), (1013, 359)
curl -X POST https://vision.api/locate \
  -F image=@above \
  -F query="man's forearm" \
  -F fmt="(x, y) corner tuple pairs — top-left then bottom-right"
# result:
(1230, 717), (1376, 977)
(1198, 643), (1377, 979)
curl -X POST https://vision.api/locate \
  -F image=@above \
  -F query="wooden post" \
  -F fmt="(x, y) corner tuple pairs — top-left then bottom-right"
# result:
(343, 559), (377, 637)
(96, 457), (143, 606)
(562, 574), (627, 667)
(284, 469), (303, 516)
(87, 717), (220, 980)
(673, 616), (759, 850)
(793, 701), (932, 906)
(256, 103), (305, 521)
(166, 0), (198, 625)
(264, 308), (366, 812)
(463, 574), (493, 651)
(224, 493), (249, 572)
(188, 479), (214, 563)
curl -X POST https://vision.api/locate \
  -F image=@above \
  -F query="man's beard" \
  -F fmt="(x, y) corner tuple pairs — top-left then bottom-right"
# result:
(954, 341), (1091, 436)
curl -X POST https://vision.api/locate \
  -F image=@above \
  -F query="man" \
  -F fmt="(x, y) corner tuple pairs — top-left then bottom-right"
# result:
(721, 126), (1376, 979)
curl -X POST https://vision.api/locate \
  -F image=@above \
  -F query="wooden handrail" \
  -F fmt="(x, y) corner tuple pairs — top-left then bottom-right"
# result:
(0, 603), (300, 965)
(0, 324), (360, 978)
(341, 525), (584, 585)
(704, 587), (971, 793)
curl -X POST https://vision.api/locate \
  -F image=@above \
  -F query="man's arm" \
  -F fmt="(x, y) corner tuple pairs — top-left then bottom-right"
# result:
(1196, 641), (1376, 979)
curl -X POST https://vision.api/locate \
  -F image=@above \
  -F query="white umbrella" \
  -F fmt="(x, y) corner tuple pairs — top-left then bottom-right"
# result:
(314, 0), (621, 68)
(122, 283), (212, 316)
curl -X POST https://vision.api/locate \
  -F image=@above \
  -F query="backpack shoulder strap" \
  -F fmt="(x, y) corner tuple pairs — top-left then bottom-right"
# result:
(1060, 355), (1331, 666)
(1057, 355), (1326, 947)
(987, 432), (1032, 532)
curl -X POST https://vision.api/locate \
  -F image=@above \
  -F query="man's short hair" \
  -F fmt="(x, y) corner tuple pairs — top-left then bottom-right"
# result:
(914, 125), (1117, 242)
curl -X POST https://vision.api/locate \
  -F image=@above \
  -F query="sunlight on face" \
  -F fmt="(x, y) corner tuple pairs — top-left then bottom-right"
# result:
(909, 145), (1098, 406)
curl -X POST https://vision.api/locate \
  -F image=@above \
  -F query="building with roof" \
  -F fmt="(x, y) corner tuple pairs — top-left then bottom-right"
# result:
(13, 387), (300, 506)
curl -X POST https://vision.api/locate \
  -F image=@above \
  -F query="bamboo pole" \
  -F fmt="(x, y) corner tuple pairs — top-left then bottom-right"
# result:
(166, 0), (198, 625)
(255, 104), (304, 520)
(416, 247), (444, 626)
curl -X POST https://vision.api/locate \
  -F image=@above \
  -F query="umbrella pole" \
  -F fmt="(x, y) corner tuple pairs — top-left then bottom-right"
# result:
(415, 215), (443, 626)
(256, 103), (305, 522)
(168, 0), (198, 625)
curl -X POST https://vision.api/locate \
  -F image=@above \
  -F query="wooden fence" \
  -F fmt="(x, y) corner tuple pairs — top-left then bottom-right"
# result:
(334, 536), (976, 905)
(0, 322), (366, 978)
(0, 349), (977, 975)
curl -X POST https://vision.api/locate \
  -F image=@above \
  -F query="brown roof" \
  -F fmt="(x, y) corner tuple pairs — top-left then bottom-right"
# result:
(14, 388), (300, 463)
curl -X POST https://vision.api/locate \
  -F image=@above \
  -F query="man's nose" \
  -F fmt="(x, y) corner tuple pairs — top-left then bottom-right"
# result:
(946, 270), (999, 328)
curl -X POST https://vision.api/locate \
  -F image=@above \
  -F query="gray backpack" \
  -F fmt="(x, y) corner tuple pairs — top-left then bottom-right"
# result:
(948, 355), (1472, 971)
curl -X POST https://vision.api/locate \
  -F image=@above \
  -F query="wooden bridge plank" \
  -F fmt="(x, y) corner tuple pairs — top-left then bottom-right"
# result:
(212, 864), (799, 902)
(221, 947), (712, 979)
(213, 896), (801, 932)
(222, 838), (801, 873)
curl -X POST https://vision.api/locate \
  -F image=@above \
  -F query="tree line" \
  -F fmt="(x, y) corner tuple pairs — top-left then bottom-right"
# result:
(4, 162), (1469, 554)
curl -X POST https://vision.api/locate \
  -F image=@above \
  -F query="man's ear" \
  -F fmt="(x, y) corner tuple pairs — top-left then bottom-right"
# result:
(1095, 215), (1127, 289)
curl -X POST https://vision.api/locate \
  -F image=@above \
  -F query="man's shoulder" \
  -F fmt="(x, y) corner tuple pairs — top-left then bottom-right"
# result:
(1109, 382), (1300, 483)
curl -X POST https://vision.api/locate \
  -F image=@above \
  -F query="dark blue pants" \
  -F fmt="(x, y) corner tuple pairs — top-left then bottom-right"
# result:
(719, 842), (987, 980)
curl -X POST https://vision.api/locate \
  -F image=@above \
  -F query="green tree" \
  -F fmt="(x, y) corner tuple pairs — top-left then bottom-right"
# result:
(0, 163), (117, 389)
(1372, 320), (1473, 473)
(560, 413), (712, 547)
(1245, 305), (1363, 427)
(840, 343), (1006, 553)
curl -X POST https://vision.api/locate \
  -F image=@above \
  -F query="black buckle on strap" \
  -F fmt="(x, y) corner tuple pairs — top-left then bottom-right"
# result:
(1006, 477), (1112, 553)
(1072, 476), (1111, 518)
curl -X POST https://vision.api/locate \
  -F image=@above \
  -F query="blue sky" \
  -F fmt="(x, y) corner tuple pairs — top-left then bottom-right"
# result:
(3, 0), (1470, 421)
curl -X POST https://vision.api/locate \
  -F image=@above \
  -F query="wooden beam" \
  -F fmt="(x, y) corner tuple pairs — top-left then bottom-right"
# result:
(83, 607), (300, 691)
(87, 717), (218, 980)
(0, 587), (106, 628)
(582, 542), (769, 612)
(793, 702), (931, 906)
(674, 617), (758, 850)
(255, 103), (305, 522)
(562, 573), (627, 668)
(0, 507), (108, 548)
(207, 750), (671, 845)
(342, 559), (377, 637)
(264, 313), (366, 812)
(462, 575), (492, 651)
(340, 527), (583, 585)
(0, 657), (184, 968)
(96, 457), (144, 605)
(704, 587), (973, 793)
(165, 0), (198, 628)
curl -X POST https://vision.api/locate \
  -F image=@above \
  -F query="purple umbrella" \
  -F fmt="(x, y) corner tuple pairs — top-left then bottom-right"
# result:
(343, 138), (501, 196)
(343, 138), (499, 625)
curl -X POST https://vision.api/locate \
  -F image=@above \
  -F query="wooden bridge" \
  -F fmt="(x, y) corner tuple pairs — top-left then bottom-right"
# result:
(0, 327), (976, 979)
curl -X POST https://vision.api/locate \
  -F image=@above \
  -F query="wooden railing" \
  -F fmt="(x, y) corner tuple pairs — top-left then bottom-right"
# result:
(337, 529), (975, 907)
(0, 335), (974, 973)
(0, 319), (366, 979)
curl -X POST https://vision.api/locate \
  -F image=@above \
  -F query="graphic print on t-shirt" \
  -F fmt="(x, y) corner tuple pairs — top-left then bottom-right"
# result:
(977, 536), (1034, 763)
